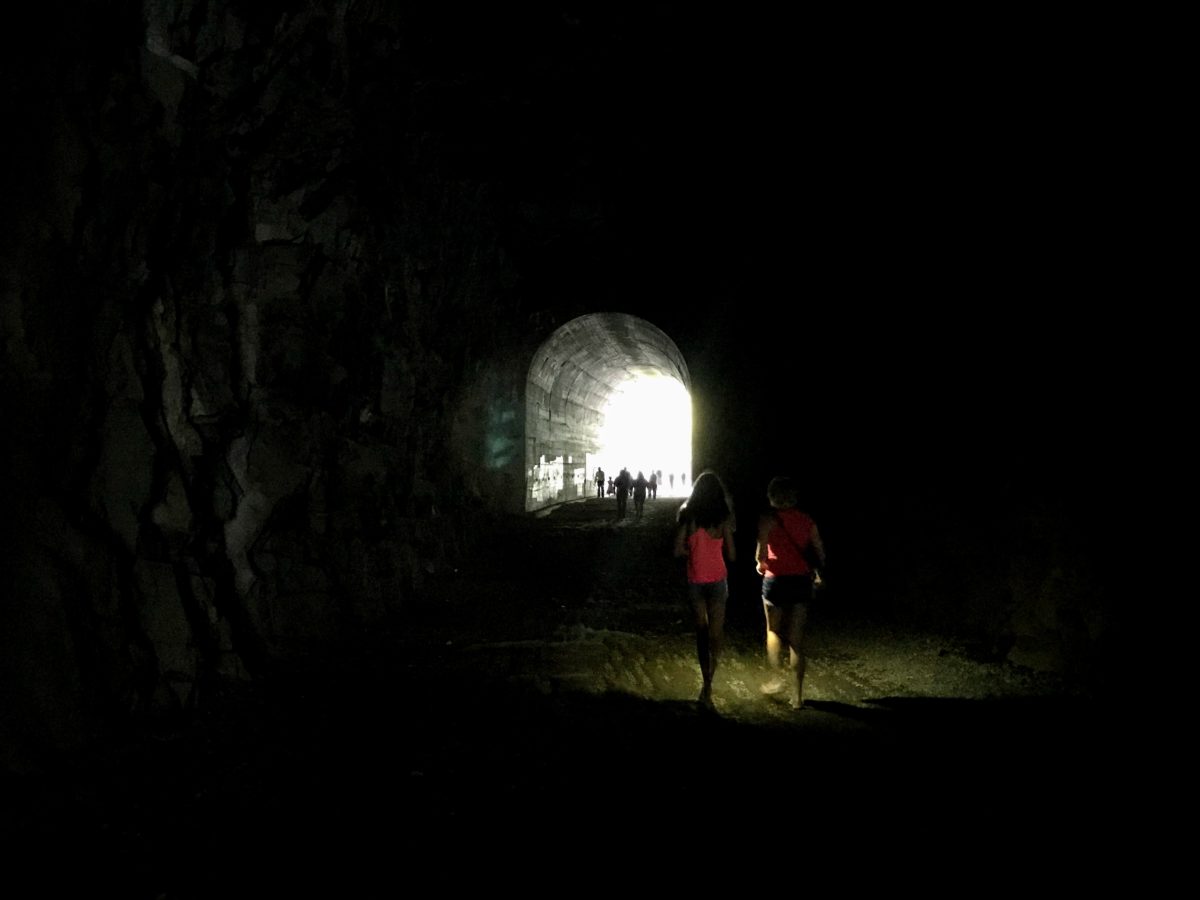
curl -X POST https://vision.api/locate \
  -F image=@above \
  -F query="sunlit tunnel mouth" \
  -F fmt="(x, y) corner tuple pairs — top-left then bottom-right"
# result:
(523, 312), (692, 511)
(593, 373), (692, 499)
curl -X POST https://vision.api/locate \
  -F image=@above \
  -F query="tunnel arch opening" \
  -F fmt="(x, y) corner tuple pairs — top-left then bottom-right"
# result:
(524, 312), (692, 512)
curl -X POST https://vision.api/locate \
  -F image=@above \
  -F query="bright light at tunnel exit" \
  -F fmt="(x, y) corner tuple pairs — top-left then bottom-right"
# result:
(593, 375), (692, 498)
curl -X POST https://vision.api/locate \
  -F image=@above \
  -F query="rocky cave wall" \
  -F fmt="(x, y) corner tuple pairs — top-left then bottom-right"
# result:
(0, 2), (569, 769)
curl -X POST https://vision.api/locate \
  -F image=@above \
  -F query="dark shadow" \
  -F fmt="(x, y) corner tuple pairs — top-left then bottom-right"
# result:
(801, 698), (893, 724)
(2, 639), (1131, 897)
(859, 694), (1106, 744)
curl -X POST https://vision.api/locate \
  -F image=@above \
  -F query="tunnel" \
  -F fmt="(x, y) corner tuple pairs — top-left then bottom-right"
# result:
(0, 5), (1127, 885)
(524, 312), (691, 512)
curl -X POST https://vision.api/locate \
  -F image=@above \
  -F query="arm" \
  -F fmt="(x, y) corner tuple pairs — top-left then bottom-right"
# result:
(673, 523), (689, 559)
(755, 513), (773, 575)
(808, 523), (826, 569)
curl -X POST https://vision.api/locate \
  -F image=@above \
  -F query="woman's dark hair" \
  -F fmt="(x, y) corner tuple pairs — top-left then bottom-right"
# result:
(677, 470), (731, 529)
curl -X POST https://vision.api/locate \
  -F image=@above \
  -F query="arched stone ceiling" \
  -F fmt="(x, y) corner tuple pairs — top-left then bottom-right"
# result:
(527, 312), (690, 439)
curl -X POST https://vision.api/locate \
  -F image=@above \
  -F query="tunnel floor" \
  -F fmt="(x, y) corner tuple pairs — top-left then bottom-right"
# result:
(4, 496), (1137, 895)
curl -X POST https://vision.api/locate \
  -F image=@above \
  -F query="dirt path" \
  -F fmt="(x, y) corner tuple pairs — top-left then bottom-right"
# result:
(409, 496), (1073, 717)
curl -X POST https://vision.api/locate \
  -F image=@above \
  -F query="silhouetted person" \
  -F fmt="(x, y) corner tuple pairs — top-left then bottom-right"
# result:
(668, 473), (675, 492)
(755, 475), (826, 710)
(648, 471), (657, 500)
(673, 470), (736, 709)
(632, 470), (648, 518)
(607, 477), (615, 496)
(594, 467), (606, 499)
(615, 467), (632, 519)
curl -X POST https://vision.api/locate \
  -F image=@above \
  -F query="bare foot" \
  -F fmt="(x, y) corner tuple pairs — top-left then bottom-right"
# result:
(760, 678), (786, 696)
(790, 695), (804, 710)
(698, 686), (714, 709)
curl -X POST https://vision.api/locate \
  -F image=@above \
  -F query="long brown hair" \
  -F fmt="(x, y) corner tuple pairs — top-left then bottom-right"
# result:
(677, 470), (732, 530)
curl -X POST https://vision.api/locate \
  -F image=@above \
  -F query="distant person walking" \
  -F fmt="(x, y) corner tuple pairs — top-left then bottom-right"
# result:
(615, 467), (632, 519)
(755, 476), (825, 710)
(632, 470), (648, 518)
(594, 467), (606, 499)
(648, 471), (657, 500)
(673, 470), (736, 710)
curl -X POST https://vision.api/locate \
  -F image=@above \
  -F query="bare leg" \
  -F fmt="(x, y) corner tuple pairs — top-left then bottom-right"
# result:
(693, 587), (726, 708)
(764, 603), (784, 669)
(788, 607), (808, 709)
(695, 623), (711, 697)
(788, 643), (807, 707)
(761, 602), (787, 695)
(707, 593), (726, 684)
(692, 592), (714, 706)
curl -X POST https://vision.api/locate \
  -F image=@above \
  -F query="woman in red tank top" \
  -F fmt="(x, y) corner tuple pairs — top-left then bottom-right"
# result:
(755, 475), (825, 710)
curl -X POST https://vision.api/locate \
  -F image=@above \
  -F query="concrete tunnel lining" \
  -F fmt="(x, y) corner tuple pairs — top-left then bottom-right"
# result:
(525, 312), (691, 510)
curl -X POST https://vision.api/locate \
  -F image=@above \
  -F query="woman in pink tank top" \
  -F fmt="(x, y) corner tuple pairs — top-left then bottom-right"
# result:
(673, 470), (736, 710)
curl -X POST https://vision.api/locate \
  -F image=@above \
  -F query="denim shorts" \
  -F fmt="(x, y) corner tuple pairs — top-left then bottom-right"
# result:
(688, 579), (728, 607)
(761, 574), (814, 608)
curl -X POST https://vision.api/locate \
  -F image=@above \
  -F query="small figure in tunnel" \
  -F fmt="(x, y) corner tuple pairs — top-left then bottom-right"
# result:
(632, 470), (648, 518)
(594, 467), (606, 499)
(615, 467), (632, 518)
(673, 470), (736, 710)
(648, 471), (657, 500)
(607, 476), (615, 496)
(755, 476), (826, 710)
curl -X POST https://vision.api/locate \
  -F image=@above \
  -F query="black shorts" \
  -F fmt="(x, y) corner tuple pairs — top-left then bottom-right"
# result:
(761, 574), (814, 608)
